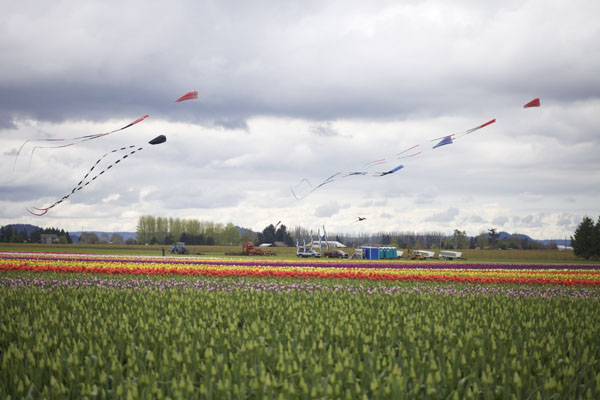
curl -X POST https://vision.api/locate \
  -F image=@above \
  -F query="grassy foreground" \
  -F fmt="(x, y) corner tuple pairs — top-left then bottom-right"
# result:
(2, 274), (600, 399)
(1, 249), (600, 398)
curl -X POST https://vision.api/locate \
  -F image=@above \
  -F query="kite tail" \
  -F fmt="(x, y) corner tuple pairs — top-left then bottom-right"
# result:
(26, 207), (50, 216)
(290, 186), (304, 200)
(14, 114), (150, 169)
(396, 144), (420, 156)
(396, 151), (421, 160)
(27, 145), (145, 216)
(363, 159), (387, 169)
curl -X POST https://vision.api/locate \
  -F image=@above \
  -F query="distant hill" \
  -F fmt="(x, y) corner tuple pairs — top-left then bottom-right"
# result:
(2, 224), (41, 235)
(70, 231), (137, 243)
(495, 231), (531, 241)
(538, 239), (571, 246)
(493, 231), (570, 246)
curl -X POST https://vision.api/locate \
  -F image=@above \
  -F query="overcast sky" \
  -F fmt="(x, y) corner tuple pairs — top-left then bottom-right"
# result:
(1, 0), (599, 239)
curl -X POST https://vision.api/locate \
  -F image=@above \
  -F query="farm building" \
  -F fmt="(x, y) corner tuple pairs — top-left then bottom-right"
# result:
(40, 234), (59, 244)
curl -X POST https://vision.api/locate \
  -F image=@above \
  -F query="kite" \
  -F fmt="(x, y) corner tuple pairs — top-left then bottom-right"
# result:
(26, 135), (167, 216)
(13, 114), (150, 170)
(374, 164), (404, 176)
(432, 135), (453, 149)
(428, 119), (496, 144)
(362, 119), (496, 173)
(353, 217), (367, 223)
(148, 135), (167, 145)
(292, 118), (496, 200)
(175, 91), (199, 102)
(291, 164), (404, 200)
(523, 98), (540, 108)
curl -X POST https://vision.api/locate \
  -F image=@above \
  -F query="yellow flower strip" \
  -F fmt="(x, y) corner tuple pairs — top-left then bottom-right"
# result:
(1, 257), (599, 284)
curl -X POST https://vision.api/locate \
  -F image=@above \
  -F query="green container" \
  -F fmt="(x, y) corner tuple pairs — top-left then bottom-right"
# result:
(379, 247), (398, 259)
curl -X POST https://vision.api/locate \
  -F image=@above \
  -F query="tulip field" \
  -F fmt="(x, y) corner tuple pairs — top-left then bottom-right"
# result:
(2, 251), (600, 399)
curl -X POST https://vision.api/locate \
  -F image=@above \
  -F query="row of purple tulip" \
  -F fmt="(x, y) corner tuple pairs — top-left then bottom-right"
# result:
(2, 276), (599, 298)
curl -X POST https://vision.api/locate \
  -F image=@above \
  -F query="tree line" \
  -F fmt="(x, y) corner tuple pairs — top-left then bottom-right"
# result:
(287, 227), (553, 250)
(77, 232), (132, 245)
(257, 224), (294, 246)
(1, 218), (581, 254)
(135, 216), (246, 246)
(0, 225), (72, 244)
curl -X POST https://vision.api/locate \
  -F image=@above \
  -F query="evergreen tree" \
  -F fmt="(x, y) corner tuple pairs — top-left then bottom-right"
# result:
(571, 216), (596, 260)
(257, 224), (277, 245)
(29, 228), (42, 243)
(488, 228), (500, 249)
(274, 224), (294, 246)
(594, 216), (600, 258)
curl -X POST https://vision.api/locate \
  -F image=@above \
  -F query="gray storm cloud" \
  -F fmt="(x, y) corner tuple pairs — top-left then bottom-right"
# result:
(1, 0), (599, 238)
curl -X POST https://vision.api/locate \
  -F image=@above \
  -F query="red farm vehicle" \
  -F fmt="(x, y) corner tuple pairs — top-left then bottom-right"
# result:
(242, 242), (275, 256)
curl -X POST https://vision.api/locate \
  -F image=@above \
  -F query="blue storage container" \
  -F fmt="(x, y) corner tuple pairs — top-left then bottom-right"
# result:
(363, 247), (379, 260)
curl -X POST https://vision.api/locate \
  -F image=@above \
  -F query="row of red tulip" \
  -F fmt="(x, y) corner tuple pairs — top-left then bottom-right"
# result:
(2, 261), (599, 286)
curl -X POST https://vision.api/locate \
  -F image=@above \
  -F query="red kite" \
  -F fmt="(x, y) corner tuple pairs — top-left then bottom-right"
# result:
(175, 90), (199, 102)
(523, 98), (540, 108)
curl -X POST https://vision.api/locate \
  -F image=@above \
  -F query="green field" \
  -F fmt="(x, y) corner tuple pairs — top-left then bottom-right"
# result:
(0, 242), (589, 264)
(2, 275), (600, 399)
(2, 247), (600, 398)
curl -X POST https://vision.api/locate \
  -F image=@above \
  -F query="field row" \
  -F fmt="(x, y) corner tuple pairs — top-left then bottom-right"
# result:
(0, 244), (587, 263)
(3, 251), (599, 270)
(1, 252), (600, 286)
(2, 251), (600, 399)
(2, 275), (600, 299)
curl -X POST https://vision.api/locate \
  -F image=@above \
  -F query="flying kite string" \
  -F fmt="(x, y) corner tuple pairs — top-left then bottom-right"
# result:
(292, 98), (539, 205)
(22, 90), (204, 216)
(14, 114), (150, 170)
(291, 164), (405, 200)
(26, 146), (141, 216)
(292, 118), (498, 200)
(27, 135), (166, 216)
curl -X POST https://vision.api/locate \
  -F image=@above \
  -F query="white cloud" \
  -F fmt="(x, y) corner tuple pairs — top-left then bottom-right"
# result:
(1, 1), (599, 239)
(492, 216), (509, 226)
(519, 192), (543, 203)
(315, 202), (342, 218)
(424, 207), (459, 223)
